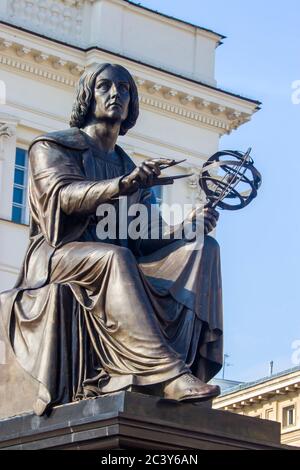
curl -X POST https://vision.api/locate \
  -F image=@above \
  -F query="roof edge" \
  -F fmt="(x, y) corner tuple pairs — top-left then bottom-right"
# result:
(123, 0), (226, 41)
(220, 365), (300, 397)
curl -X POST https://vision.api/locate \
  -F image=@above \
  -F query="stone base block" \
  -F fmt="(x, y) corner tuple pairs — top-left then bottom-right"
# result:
(0, 391), (291, 450)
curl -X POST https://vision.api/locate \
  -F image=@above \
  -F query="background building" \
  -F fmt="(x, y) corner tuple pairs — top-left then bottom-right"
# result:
(213, 366), (300, 447)
(0, 0), (259, 293)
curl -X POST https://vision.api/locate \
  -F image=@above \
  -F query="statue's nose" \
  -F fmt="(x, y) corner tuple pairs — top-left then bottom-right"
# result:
(110, 83), (118, 98)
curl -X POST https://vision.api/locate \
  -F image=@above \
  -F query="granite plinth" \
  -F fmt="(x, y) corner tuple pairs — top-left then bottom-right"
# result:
(0, 391), (289, 450)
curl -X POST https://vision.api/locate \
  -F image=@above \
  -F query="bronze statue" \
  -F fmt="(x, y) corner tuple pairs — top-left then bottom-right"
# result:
(0, 63), (223, 416)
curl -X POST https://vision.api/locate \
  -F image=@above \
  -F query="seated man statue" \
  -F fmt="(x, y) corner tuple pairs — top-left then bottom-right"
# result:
(0, 63), (223, 416)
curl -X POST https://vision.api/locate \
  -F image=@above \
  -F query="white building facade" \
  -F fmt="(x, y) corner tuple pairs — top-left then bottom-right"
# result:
(0, 0), (259, 292)
(213, 366), (300, 447)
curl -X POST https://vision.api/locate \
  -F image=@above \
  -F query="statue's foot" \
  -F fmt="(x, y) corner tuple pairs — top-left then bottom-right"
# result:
(163, 373), (220, 402)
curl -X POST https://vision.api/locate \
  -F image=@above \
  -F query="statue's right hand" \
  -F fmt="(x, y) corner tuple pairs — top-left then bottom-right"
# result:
(119, 158), (176, 195)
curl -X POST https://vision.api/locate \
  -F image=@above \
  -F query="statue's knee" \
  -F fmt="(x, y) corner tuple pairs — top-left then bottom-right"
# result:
(108, 245), (135, 262)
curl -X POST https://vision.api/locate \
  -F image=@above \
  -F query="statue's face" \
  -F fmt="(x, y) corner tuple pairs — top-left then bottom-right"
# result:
(91, 66), (130, 126)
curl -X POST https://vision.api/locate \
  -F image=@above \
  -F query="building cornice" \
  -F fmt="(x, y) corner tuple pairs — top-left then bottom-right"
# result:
(0, 21), (261, 107)
(214, 371), (300, 410)
(0, 28), (259, 136)
(138, 93), (233, 133)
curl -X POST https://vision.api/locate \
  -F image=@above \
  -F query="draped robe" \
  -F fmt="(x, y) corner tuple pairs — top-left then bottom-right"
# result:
(0, 127), (223, 416)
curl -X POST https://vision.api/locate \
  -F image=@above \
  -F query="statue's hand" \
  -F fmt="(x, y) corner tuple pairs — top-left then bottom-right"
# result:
(119, 158), (176, 195)
(186, 206), (219, 235)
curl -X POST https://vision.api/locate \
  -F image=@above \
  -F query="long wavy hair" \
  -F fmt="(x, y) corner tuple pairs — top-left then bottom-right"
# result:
(69, 63), (139, 136)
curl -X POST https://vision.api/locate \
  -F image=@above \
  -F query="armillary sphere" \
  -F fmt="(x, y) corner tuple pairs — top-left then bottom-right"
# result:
(199, 148), (262, 211)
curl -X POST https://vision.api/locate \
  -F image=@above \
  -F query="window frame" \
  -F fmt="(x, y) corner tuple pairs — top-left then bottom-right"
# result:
(282, 405), (296, 429)
(265, 408), (275, 421)
(11, 146), (29, 225)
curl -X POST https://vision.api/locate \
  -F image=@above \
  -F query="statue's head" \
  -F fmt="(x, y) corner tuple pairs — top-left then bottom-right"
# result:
(70, 63), (139, 135)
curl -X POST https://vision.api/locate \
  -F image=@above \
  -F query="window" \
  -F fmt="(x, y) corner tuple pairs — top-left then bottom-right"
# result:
(11, 147), (28, 224)
(282, 405), (295, 428)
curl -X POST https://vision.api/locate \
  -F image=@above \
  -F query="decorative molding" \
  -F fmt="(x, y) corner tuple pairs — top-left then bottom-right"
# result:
(52, 58), (68, 69)
(33, 52), (50, 63)
(195, 99), (210, 110)
(211, 104), (226, 115)
(134, 77), (253, 133)
(0, 36), (84, 78)
(0, 52), (78, 87)
(186, 167), (201, 190)
(164, 89), (178, 100)
(0, 123), (15, 139)
(69, 63), (84, 75)
(147, 83), (162, 94)
(0, 40), (13, 50)
(0, 120), (16, 160)
(186, 166), (207, 205)
(214, 375), (300, 411)
(135, 78), (145, 87)
(0, 36), (254, 133)
(139, 94), (231, 132)
(15, 45), (31, 56)
(180, 94), (194, 105)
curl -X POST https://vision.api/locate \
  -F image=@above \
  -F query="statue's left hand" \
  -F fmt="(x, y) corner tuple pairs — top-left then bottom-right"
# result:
(186, 206), (219, 235)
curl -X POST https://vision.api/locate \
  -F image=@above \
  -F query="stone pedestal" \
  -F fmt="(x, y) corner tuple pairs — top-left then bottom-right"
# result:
(0, 391), (290, 450)
(0, 317), (39, 419)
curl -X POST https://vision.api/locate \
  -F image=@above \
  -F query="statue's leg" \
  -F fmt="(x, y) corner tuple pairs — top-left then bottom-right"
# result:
(189, 235), (223, 382)
(138, 235), (223, 381)
(49, 241), (190, 392)
(50, 241), (220, 401)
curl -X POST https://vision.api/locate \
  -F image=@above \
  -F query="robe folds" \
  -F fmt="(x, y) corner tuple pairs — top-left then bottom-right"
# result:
(0, 127), (223, 416)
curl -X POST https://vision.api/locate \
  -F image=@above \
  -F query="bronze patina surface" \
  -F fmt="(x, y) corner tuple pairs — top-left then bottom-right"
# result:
(0, 63), (223, 416)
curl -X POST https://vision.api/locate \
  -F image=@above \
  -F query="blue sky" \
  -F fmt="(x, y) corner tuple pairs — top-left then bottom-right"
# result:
(136, 0), (300, 382)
